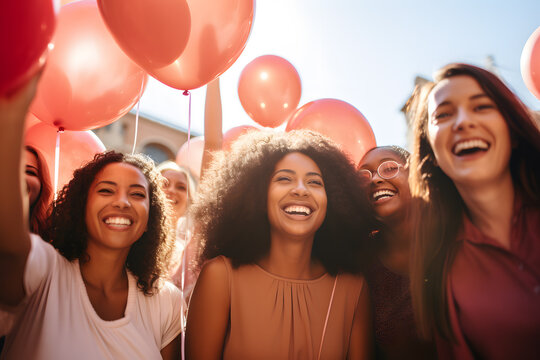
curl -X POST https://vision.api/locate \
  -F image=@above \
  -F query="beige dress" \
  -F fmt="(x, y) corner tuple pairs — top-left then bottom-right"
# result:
(219, 256), (366, 360)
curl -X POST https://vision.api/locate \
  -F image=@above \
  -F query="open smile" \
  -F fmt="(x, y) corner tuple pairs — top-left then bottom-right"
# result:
(371, 189), (397, 203)
(452, 138), (490, 157)
(103, 216), (133, 230)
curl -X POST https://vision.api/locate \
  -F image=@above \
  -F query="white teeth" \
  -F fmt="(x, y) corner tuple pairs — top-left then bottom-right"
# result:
(453, 139), (489, 155)
(372, 190), (396, 201)
(284, 205), (312, 215)
(105, 217), (132, 226)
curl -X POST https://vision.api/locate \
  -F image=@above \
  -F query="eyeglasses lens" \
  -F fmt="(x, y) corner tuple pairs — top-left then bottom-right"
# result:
(379, 161), (400, 179)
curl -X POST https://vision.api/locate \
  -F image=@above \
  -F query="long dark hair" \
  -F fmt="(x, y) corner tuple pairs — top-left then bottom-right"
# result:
(408, 63), (540, 340)
(44, 151), (175, 295)
(192, 130), (378, 275)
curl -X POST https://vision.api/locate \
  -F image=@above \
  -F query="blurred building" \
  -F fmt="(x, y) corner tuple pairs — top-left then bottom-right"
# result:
(94, 112), (199, 164)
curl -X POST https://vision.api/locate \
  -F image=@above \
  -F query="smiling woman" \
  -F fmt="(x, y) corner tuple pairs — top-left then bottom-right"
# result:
(408, 63), (540, 359)
(0, 74), (182, 360)
(185, 130), (378, 359)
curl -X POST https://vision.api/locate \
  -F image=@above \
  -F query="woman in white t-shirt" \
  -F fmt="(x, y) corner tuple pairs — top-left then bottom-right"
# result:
(0, 76), (182, 359)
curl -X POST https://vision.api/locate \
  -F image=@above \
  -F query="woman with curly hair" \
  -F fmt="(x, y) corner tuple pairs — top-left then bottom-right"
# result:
(186, 130), (377, 359)
(408, 63), (540, 359)
(0, 76), (182, 359)
(357, 146), (436, 359)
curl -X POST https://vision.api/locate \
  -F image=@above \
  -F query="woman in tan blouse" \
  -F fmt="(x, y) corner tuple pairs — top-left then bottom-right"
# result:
(186, 130), (378, 359)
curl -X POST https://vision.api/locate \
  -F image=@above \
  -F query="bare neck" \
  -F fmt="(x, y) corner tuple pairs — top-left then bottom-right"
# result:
(259, 234), (325, 280)
(379, 216), (412, 276)
(80, 243), (130, 292)
(455, 173), (515, 249)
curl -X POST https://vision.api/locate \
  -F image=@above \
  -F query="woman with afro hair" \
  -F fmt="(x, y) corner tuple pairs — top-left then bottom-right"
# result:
(186, 130), (378, 359)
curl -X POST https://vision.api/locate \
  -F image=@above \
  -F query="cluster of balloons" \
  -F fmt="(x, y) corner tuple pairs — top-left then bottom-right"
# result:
(237, 54), (376, 164)
(2, 0), (255, 190)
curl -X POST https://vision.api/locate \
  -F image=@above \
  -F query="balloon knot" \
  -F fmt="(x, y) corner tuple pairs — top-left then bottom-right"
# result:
(183, 90), (190, 96)
(58, 127), (65, 133)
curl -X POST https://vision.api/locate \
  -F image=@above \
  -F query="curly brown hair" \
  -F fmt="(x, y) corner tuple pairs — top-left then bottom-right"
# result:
(44, 151), (174, 295)
(192, 130), (378, 275)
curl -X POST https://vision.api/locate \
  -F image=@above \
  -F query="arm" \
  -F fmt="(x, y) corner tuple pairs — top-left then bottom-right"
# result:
(161, 334), (182, 360)
(0, 76), (40, 306)
(348, 280), (374, 360)
(200, 78), (222, 180)
(185, 257), (230, 360)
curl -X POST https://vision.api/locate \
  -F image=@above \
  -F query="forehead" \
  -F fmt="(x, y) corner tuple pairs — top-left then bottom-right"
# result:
(359, 148), (403, 169)
(274, 152), (321, 174)
(161, 169), (187, 183)
(94, 162), (149, 188)
(428, 75), (484, 111)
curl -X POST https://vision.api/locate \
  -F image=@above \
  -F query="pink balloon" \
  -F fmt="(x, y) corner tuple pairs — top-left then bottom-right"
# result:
(176, 137), (205, 179)
(98, 0), (191, 71)
(148, 0), (254, 90)
(31, 0), (147, 131)
(25, 122), (106, 191)
(286, 99), (376, 165)
(222, 125), (258, 151)
(25, 113), (42, 131)
(0, 0), (56, 95)
(521, 26), (540, 100)
(238, 55), (302, 128)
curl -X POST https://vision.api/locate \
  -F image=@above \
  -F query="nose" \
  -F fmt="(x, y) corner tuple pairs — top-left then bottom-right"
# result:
(453, 108), (475, 131)
(371, 171), (384, 184)
(112, 192), (131, 209)
(291, 180), (309, 197)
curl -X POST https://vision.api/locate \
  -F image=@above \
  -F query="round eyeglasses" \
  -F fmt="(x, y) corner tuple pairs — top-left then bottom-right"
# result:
(358, 160), (404, 181)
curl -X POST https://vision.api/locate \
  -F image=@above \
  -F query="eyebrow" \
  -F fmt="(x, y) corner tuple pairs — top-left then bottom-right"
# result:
(359, 158), (399, 169)
(435, 93), (490, 109)
(96, 181), (147, 190)
(273, 169), (323, 177)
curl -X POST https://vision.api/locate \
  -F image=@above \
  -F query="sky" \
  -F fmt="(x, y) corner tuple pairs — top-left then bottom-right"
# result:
(136, 0), (540, 150)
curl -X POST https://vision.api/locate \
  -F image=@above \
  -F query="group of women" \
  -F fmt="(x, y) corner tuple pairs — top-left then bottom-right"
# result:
(0, 62), (538, 360)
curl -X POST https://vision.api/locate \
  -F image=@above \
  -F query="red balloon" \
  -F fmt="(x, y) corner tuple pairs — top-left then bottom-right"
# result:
(176, 137), (205, 179)
(25, 122), (106, 191)
(238, 55), (301, 128)
(222, 125), (258, 151)
(286, 99), (376, 165)
(521, 26), (540, 100)
(0, 0), (56, 95)
(148, 0), (254, 90)
(31, 0), (147, 131)
(98, 0), (191, 71)
(25, 113), (42, 131)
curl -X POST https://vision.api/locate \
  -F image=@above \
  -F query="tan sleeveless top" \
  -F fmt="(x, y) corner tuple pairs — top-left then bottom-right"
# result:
(219, 256), (366, 360)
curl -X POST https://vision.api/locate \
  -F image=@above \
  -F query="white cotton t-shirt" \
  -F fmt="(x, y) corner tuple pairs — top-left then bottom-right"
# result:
(1, 234), (182, 360)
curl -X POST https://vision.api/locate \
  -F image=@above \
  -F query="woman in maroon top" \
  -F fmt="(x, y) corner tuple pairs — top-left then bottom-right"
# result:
(408, 63), (540, 359)
(358, 146), (436, 360)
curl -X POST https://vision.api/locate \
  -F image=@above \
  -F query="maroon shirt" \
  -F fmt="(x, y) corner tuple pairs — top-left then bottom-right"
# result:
(437, 200), (540, 359)
(366, 262), (436, 360)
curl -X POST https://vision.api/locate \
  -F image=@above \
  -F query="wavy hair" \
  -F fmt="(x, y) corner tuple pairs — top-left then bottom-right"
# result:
(407, 63), (540, 340)
(44, 151), (174, 295)
(25, 146), (53, 237)
(192, 130), (378, 275)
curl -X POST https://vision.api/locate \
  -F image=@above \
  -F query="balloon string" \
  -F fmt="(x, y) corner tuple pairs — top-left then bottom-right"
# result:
(180, 89), (191, 360)
(131, 78), (145, 155)
(53, 127), (64, 200)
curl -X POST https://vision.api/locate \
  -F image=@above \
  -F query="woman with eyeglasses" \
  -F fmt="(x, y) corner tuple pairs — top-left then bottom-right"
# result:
(357, 146), (436, 359)
(408, 63), (540, 359)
